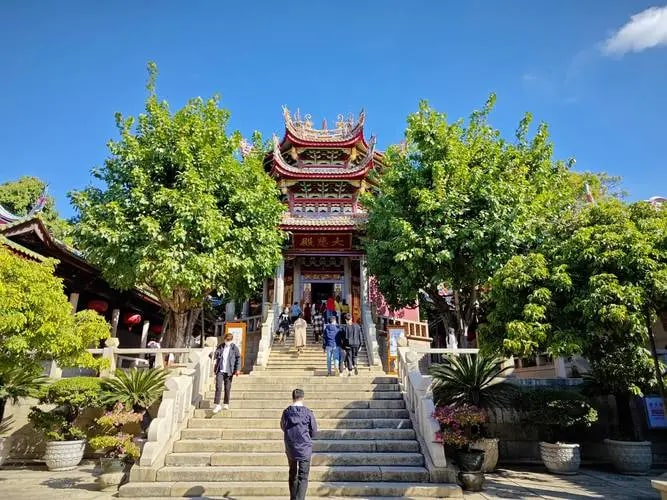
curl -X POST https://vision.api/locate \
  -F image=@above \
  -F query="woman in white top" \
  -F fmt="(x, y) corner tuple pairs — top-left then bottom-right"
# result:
(293, 313), (308, 354)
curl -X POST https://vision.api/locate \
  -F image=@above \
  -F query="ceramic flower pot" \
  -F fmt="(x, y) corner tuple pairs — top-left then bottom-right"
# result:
(473, 437), (499, 473)
(457, 449), (485, 472)
(539, 441), (580, 475)
(43, 440), (86, 471)
(605, 439), (652, 475)
(458, 471), (485, 491)
(96, 457), (127, 491)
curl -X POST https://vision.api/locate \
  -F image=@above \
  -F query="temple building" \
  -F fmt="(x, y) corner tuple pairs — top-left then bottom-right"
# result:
(263, 108), (420, 326)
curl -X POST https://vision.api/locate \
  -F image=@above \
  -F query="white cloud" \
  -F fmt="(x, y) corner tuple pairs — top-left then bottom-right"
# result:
(602, 5), (667, 56)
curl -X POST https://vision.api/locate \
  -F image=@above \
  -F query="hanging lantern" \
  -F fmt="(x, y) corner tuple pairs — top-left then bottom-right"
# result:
(122, 312), (142, 331)
(149, 324), (163, 334)
(87, 300), (109, 314)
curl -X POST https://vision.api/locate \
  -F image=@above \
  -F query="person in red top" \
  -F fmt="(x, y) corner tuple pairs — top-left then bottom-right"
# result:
(326, 295), (335, 321)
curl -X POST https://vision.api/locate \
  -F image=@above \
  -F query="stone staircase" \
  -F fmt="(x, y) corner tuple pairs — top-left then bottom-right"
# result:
(119, 328), (461, 498)
(266, 325), (373, 374)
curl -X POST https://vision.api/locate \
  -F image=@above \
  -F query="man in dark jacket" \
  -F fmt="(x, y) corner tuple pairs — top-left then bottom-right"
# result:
(340, 314), (363, 376)
(211, 332), (241, 413)
(322, 316), (341, 376)
(281, 388), (317, 500)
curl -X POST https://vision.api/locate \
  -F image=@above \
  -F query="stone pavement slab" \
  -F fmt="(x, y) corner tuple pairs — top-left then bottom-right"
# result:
(0, 462), (663, 499)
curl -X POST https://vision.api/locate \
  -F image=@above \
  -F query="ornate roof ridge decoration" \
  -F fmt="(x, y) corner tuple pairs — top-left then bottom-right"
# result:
(282, 106), (365, 143)
(272, 135), (377, 178)
(0, 186), (48, 224)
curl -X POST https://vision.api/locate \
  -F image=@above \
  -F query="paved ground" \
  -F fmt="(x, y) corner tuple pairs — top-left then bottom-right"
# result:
(0, 461), (663, 499)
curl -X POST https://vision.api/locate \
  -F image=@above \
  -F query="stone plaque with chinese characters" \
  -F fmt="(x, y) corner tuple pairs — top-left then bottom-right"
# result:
(293, 233), (352, 251)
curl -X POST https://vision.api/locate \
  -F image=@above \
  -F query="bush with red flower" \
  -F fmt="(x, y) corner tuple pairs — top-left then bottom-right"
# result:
(432, 403), (488, 451)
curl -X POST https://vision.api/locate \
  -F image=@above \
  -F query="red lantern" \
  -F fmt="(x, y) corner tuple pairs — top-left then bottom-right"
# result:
(149, 324), (163, 334)
(122, 312), (142, 331)
(87, 300), (109, 314)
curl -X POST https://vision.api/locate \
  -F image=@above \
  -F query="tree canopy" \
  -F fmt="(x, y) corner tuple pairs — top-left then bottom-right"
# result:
(0, 176), (71, 240)
(482, 199), (667, 399)
(363, 95), (574, 339)
(69, 63), (285, 346)
(0, 246), (109, 374)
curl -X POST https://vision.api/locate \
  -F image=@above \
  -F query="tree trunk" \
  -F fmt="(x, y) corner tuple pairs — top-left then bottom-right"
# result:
(165, 310), (189, 347)
(0, 398), (6, 423)
(614, 392), (639, 440)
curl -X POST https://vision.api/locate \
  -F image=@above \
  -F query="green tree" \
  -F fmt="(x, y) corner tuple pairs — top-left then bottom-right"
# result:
(363, 96), (573, 339)
(0, 176), (71, 240)
(482, 199), (667, 437)
(70, 63), (284, 346)
(0, 247), (109, 410)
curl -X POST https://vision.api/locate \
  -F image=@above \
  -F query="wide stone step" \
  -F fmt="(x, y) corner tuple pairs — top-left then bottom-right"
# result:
(165, 451), (424, 467)
(223, 391), (402, 400)
(188, 417), (413, 429)
(180, 428), (416, 440)
(241, 376), (397, 384)
(156, 465), (430, 483)
(219, 383), (400, 392)
(173, 439), (420, 453)
(199, 399), (406, 410)
(192, 408), (409, 419)
(118, 481), (463, 498)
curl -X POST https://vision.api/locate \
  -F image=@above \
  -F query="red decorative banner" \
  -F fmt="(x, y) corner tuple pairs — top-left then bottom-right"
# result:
(293, 233), (352, 251)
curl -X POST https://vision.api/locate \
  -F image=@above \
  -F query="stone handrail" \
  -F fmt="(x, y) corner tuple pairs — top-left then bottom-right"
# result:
(378, 315), (430, 339)
(362, 309), (381, 367)
(397, 346), (447, 471)
(254, 304), (280, 369)
(130, 343), (215, 481)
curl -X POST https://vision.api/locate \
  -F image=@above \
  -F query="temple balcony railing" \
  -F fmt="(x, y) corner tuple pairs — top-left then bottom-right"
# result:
(377, 315), (430, 340)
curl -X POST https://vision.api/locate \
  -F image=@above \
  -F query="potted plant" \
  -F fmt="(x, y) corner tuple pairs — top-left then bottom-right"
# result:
(100, 368), (167, 439)
(89, 402), (142, 491)
(433, 403), (488, 491)
(583, 358), (655, 475)
(0, 365), (46, 466)
(429, 353), (517, 472)
(522, 388), (598, 475)
(28, 376), (102, 471)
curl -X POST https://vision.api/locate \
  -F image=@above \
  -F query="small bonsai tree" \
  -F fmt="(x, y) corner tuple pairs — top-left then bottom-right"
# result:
(433, 404), (488, 451)
(521, 389), (598, 443)
(28, 377), (102, 441)
(89, 402), (142, 463)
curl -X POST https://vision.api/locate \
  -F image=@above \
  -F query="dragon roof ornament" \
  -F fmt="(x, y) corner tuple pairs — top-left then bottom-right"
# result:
(282, 106), (365, 142)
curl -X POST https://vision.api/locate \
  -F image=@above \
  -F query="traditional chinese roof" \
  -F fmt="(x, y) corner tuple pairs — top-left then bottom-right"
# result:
(0, 234), (46, 261)
(0, 217), (161, 308)
(270, 135), (379, 180)
(280, 212), (367, 231)
(282, 107), (366, 146)
(0, 188), (48, 224)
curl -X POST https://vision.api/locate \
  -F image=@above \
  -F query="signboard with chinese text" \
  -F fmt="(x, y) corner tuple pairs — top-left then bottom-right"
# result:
(293, 233), (352, 251)
(224, 322), (246, 371)
(644, 396), (667, 429)
(387, 326), (405, 374)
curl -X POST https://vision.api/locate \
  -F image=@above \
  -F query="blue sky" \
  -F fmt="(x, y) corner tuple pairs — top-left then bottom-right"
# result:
(1, 1), (666, 218)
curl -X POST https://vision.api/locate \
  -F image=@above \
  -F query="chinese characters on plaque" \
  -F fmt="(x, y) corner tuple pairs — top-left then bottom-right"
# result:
(293, 233), (352, 251)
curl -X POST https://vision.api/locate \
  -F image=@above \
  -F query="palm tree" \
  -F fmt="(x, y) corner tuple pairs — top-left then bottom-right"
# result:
(101, 368), (168, 411)
(429, 353), (517, 409)
(0, 365), (47, 422)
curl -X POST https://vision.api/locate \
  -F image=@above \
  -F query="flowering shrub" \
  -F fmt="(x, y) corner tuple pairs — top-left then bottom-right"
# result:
(432, 404), (487, 451)
(89, 402), (143, 461)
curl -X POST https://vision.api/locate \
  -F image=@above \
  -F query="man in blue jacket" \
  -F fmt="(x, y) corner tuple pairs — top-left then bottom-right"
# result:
(281, 388), (317, 500)
(322, 316), (340, 376)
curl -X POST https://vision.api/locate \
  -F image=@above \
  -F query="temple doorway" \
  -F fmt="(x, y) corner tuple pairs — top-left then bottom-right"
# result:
(311, 282), (335, 308)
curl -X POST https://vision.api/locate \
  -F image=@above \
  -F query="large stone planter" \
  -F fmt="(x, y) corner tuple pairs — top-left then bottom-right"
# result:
(473, 437), (499, 473)
(605, 439), (652, 475)
(96, 457), (127, 491)
(539, 442), (580, 475)
(43, 440), (86, 471)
